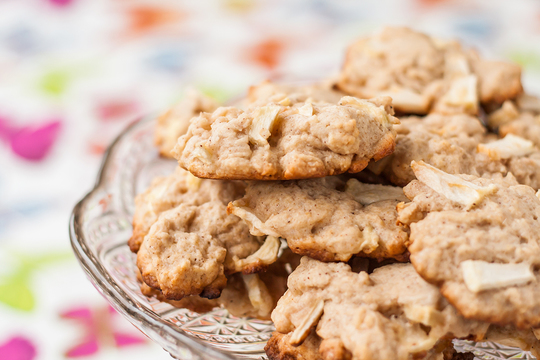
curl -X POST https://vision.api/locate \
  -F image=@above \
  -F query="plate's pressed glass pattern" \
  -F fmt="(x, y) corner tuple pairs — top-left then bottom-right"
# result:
(70, 117), (535, 360)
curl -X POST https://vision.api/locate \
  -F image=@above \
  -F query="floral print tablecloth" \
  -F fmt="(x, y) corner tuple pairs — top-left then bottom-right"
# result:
(1, 1), (540, 359)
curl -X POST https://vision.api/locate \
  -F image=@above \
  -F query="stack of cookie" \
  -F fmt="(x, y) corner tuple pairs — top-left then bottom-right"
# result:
(130, 27), (540, 359)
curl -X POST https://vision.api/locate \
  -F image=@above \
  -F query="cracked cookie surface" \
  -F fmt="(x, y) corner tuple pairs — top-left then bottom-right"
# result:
(337, 27), (522, 115)
(173, 96), (398, 180)
(398, 162), (540, 328)
(271, 257), (499, 360)
(228, 177), (409, 262)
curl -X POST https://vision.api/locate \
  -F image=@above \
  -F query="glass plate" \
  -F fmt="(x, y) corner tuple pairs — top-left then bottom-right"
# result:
(69, 116), (535, 360)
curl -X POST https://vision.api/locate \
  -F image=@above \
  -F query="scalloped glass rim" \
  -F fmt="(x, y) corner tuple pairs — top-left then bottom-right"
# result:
(69, 117), (247, 360)
(69, 116), (535, 360)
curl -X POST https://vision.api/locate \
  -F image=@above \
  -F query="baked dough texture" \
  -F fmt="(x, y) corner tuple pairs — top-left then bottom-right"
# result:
(155, 89), (218, 158)
(139, 261), (291, 320)
(371, 113), (540, 190)
(271, 258), (540, 360)
(137, 200), (263, 300)
(337, 27), (522, 115)
(132, 168), (288, 302)
(173, 96), (398, 180)
(129, 167), (248, 253)
(245, 80), (346, 107)
(228, 177), (409, 262)
(265, 331), (324, 360)
(499, 95), (540, 147)
(399, 163), (540, 328)
(378, 113), (487, 186)
(265, 331), (476, 360)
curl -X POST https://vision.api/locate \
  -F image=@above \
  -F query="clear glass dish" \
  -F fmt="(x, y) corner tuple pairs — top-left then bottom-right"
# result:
(69, 116), (535, 360)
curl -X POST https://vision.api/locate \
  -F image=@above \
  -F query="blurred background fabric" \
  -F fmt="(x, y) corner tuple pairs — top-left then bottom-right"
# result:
(1, 0), (540, 359)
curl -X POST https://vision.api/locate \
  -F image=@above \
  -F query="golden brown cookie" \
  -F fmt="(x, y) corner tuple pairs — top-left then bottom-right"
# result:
(271, 257), (491, 360)
(228, 177), (409, 262)
(129, 167), (247, 253)
(337, 27), (522, 115)
(173, 96), (398, 180)
(399, 161), (540, 328)
(377, 113), (486, 186)
(155, 89), (218, 158)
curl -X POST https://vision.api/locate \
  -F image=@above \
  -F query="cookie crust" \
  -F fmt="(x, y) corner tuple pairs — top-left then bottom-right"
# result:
(174, 97), (398, 180)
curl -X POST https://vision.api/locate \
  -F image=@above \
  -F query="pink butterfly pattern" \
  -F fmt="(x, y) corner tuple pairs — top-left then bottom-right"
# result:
(0, 117), (62, 162)
(0, 336), (37, 360)
(60, 305), (146, 357)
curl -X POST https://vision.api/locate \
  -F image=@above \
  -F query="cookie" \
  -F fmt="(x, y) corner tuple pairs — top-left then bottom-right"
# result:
(228, 177), (409, 262)
(246, 80), (345, 107)
(139, 278), (219, 314)
(265, 331), (324, 360)
(265, 332), (474, 360)
(173, 96), (398, 180)
(371, 113), (540, 190)
(271, 257), (493, 360)
(155, 89), (218, 158)
(136, 185), (286, 301)
(129, 167), (246, 253)
(398, 161), (540, 328)
(477, 134), (540, 190)
(337, 27), (522, 114)
(140, 272), (284, 320)
(376, 113), (487, 186)
(139, 249), (298, 319)
(498, 95), (540, 145)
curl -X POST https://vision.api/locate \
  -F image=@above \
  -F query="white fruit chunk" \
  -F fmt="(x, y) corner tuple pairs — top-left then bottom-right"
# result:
(444, 52), (470, 78)
(411, 161), (498, 209)
(297, 102), (314, 116)
(248, 105), (281, 146)
(339, 96), (399, 126)
(186, 172), (202, 190)
(278, 97), (292, 106)
(461, 260), (535, 293)
(289, 299), (325, 346)
(477, 134), (535, 160)
(360, 225), (379, 254)
(232, 236), (280, 272)
(440, 75), (478, 113)
(487, 100), (519, 128)
(227, 201), (281, 237)
(242, 274), (273, 318)
(381, 88), (429, 114)
(404, 304), (444, 327)
(192, 146), (212, 165)
(345, 179), (408, 205)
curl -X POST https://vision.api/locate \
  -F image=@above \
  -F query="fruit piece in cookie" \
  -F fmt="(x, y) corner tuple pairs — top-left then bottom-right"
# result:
(477, 134), (540, 190)
(129, 167), (247, 253)
(228, 177), (409, 262)
(270, 257), (492, 360)
(155, 89), (218, 158)
(173, 96), (398, 180)
(136, 197), (277, 300)
(398, 161), (540, 328)
(336, 27), (522, 115)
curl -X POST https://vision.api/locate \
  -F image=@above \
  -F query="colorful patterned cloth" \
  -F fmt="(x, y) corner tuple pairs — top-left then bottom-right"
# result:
(1, 0), (540, 359)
